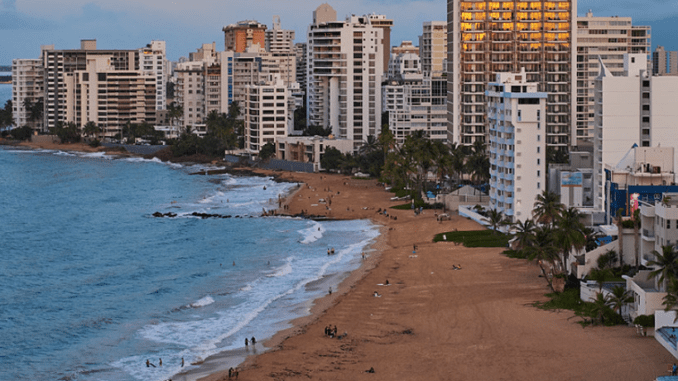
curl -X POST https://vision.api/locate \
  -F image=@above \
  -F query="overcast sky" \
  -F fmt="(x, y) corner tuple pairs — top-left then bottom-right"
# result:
(1, 0), (677, 64)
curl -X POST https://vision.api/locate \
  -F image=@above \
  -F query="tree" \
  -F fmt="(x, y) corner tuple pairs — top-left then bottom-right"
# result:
(532, 191), (564, 226)
(513, 219), (537, 249)
(486, 209), (505, 235)
(589, 292), (614, 325)
(83, 121), (100, 139)
(258, 141), (275, 160)
(588, 268), (611, 293)
(614, 208), (625, 266)
(302, 124), (332, 137)
(0, 100), (14, 128)
(168, 102), (183, 127)
(608, 285), (633, 318)
(662, 277), (678, 313)
(23, 97), (43, 130)
(523, 225), (561, 291)
(54, 122), (81, 144)
(321, 147), (344, 171)
(596, 250), (618, 271)
(647, 245), (678, 291)
(359, 135), (379, 156)
(556, 207), (586, 274)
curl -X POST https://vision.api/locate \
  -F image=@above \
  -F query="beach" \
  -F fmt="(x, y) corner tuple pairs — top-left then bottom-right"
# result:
(196, 170), (674, 381)
(9, 139), (675, 380)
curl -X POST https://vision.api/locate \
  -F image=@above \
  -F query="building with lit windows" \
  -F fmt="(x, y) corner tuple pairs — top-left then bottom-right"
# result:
(447, 0), (575, 149)
(486, 69), (546, 222)
(420, 21), (447, 77)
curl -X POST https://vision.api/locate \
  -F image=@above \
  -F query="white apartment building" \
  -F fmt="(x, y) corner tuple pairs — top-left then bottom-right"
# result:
(574, 11), (650, 144)
(387, 52), (421, 81)
(244, 76), (290, 155)
(11, 57), (44, 130)
(139, 40), (170, 111)
(266, 16), (297, 86)
(486, 69), (546, 223)
(175, 61), (207, 128)
(447, 0), (576, 148)
(653, 46), (678, 76)
(593, 54), (678, 212)
(419, 21), (447, 77)
(307, 4), (385, 150)
(69, 56), (156, 138)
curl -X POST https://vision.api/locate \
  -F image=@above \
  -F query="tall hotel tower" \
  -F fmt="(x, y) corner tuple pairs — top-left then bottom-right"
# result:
(307, 4), (385, 150)
(447, 0), (576, 150)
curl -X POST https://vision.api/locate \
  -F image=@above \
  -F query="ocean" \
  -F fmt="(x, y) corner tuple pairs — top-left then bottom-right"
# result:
(0, 147), (379, 381)
(0, 83), (11, 107)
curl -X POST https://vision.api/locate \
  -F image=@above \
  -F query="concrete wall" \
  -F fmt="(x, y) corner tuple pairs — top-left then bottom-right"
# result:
(30, 135), (59, 144)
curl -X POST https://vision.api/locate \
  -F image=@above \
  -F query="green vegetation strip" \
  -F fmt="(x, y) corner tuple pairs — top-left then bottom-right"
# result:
(433, 230), (509, 248)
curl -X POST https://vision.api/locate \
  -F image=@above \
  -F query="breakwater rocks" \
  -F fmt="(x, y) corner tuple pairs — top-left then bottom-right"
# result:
(151, 212), (248, 219)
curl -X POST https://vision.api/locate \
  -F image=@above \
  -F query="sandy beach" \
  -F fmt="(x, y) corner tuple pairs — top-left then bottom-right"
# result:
(190, 170), (674, 381)
(10, 140), (675, 380)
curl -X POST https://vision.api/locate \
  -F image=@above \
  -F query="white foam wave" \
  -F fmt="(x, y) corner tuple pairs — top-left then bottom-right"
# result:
(80, 151), (113, 160)
(198, 191), (225, 204)
(299, 221), (325, 244)
(267, 258), (293, 278)
(190, 296), (215, 308)
(123, 156), (163, 164)
(54, 150), (76, 156)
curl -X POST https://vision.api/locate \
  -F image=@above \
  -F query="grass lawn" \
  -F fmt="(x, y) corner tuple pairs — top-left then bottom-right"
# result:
(433, 230), (510, 248)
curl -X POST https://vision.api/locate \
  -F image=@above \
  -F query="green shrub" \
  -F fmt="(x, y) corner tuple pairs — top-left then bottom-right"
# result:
(633, 314), (655, 327)
(504, 250), (527, 259)
(89, 139), (101, 148)
(433, 230), (509, 247)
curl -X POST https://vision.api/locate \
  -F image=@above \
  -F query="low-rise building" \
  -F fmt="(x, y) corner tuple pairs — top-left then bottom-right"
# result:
(274, 135), (354, 172)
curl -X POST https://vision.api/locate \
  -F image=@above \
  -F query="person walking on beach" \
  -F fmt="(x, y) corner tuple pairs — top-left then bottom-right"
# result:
(159, 358), (162, 366)
(245, 338), (249, 346)
(146, 359), (150, 367)
(181, 357), (184, 367)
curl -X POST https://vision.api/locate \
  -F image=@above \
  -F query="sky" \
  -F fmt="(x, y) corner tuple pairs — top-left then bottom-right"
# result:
(1, 0), (678, 64)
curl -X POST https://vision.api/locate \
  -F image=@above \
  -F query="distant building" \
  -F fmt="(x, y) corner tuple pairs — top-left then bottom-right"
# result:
(294, 43), (307, 97)
(223, 20), (267, 53)
(486, 69), (546, 223)
(140, 41), (170, 111)
(391, 41), (419, 56)
(652, 46), (678, 76)
(244, 75), (292, 155)
(575, 11), (650, 144)
(419, 21), (446, 78)
(265, 16), (297, 86)
(307, 4), (385, 150)
(368, 14), (394, 73)
(11, 56), (45, 130)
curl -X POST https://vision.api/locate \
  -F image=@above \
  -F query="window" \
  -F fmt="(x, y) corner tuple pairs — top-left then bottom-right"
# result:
(537, 147), (540, 153)
(537, 158), (540, 165)
(537, 170), (541, 177)
(537, 182), (540, 189)
(669, 220), (672, 229)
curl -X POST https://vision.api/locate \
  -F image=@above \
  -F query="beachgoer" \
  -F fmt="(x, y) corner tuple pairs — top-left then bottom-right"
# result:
(233, 261), (236, 266)
(331, 248), (335, 254)
(181, 357), (184, 367)
(367, 367), (375, 373)
(146, 359), (150, 367)
(245, 338), (249, 346)
(328, 287), (332, 295)
(673, 363), (677, 376)
(327, 248), (330, 256)
(333, 326), (337, 336)
(159, 358), (162, 366)
(229, 367), (233, 378)
(234, 368), (239, 379)
(251, 336), (256, 345)
(362, 252), (366, 259)
(385, 279), (389, 285)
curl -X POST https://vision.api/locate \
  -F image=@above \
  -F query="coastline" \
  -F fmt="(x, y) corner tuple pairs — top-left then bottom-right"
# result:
(7, 139), (675, 380)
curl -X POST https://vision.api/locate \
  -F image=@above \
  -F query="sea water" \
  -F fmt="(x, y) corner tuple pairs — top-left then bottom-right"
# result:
(0, 83), (11, 107)
(0, 147), (379, 381)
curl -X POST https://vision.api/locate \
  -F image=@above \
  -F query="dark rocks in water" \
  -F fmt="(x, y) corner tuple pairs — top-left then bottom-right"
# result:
(190, 212), (233, 219)
(152, 212), (178, 218)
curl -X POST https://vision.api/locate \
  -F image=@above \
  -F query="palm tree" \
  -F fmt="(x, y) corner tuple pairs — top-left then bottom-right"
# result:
(359, 135), (379, 156)
(83, 121), (100, 140)
(532, 191), (564, 226)
(662, 277), (678, 313)
(486, 209), (505, 235)
(608, 285), (633, 318)
(513, 219), (537, 249)
(449, 143), (467, 184)
(556, 207), (586, 274)
(589, 292), (613, 325)
(168, 102), (183, 127)
(588, 268), (610, 293)
(647, 245), (678, 291)
(523, 225), (560, 291)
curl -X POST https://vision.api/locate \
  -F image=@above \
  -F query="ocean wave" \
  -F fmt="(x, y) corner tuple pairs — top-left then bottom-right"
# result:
(267, 258), (293, 278)
(122, 157), (163, 164)
(80, 151), (113, 160)
(54, 151), (76, 157)
(190, 296), (215, 308)
(299, 221), (325, 244)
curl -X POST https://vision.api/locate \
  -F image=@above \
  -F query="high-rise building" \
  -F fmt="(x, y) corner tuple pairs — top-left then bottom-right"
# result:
(223, 20), (267, 53)
(419, 21), (447, 77)
(652, 45), (678, 76)
(486, 69), (546, 223)
(139, 41), (170, 111)
(36, 39), (163, 135)
(265, 16), (297, 86)
(574, 12), (650, 144)
(447, 0), (576, 149)
(307, 5), (384, 150)
(593, 54), (678, 213)
(244, 75), (291, 154)
(294, 43), (308, 96)
(11, 56), (45, 131)
(368, 14), (394, 73)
